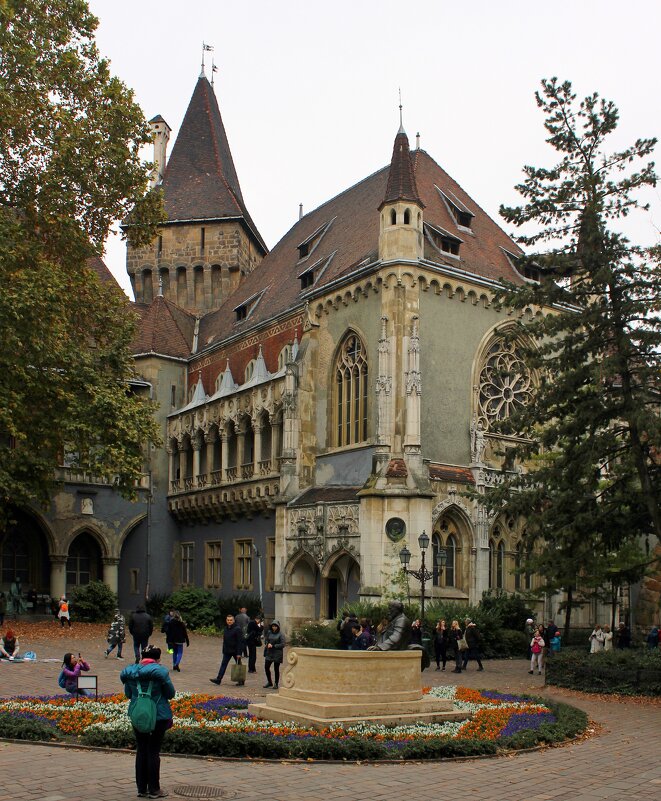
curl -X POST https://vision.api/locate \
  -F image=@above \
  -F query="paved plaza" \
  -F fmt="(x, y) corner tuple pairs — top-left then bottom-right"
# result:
(0, 623), (659, 801)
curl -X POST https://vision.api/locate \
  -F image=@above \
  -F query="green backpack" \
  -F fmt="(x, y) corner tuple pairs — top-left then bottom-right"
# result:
(129, 675), (158, 734)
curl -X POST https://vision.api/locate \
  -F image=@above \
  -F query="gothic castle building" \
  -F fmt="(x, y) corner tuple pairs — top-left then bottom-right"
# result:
(5, 74), (658, 630)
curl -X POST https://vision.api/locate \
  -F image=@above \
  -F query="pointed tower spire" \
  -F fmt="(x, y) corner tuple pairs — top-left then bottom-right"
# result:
(378, 120), (425, 261)
(379, 125), (423, 210)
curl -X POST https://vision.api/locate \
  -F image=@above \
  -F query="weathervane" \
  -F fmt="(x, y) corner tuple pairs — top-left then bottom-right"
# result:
(211, 58), (218, 87)
(201, 42), (214, 77)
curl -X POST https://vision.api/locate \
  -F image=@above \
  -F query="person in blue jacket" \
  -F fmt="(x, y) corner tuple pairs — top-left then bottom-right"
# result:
(120, 645), (175, 799)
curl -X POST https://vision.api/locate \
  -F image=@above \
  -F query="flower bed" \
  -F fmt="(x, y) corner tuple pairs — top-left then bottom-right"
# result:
(0, 687), (587, 760)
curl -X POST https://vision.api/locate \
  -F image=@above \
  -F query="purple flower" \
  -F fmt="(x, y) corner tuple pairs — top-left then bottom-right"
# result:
(499, 712), (556, 737)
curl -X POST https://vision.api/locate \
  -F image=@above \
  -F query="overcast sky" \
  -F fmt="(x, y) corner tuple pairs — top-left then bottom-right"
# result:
(88, 0), (661, 298)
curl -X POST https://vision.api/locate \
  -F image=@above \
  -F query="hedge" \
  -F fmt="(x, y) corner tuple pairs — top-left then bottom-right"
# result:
(0, 712), (62, 742)
(546, 648), (661, 696)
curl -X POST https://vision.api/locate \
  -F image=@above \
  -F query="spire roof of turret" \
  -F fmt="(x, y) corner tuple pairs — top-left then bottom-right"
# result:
(161, 76), (267, 253)
(379, 127), (424, 210)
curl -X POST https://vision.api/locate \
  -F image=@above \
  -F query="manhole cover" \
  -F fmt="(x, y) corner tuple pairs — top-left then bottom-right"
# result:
(173, 786), (227, 799)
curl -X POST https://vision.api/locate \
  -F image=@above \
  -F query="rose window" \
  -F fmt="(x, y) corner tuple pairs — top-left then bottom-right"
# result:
(477, 339), (533, 429)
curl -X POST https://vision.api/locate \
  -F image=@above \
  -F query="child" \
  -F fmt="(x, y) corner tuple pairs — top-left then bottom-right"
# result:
(529, 631), (545, 675)
(105, 609), (126, 659)
(550, 630), (562, 653)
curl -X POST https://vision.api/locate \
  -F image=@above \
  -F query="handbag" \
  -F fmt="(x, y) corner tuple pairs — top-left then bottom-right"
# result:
(230, 661), (247, 685)
(458, 636), (469, 651)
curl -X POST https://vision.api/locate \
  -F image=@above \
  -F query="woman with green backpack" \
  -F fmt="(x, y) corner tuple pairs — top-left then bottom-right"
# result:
(120, 645), (175, 799)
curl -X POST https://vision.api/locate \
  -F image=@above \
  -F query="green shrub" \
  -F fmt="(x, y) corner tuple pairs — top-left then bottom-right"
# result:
(69, 580), (117, 623)
(145, 592), (169, 621)
(195, 624), (222, 637)
(290, 622), (339, 649)
(479, 591), (534, 631)
(400, 737), (498, 759)
(82, 725), (134, 748)
(166, 587), (218, 630)
(216, 593), (262, 623)
(491, 629), (530, 658)
(0, 712), (62, 741)
(546, 648), (661, 695)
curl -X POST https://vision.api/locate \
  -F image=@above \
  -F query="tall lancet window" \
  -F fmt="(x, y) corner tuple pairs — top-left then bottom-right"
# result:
(334, 333), (368, 447)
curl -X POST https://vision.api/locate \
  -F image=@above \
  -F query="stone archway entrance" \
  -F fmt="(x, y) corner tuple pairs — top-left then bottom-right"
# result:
(321, 550), (360, 619)
(66, 531), (103, 593)
(0, 510), (52, 596)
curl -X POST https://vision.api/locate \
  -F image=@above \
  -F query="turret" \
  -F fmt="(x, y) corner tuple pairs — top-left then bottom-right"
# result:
(148, 115), (171, 188)
(378, 124), (425, 262)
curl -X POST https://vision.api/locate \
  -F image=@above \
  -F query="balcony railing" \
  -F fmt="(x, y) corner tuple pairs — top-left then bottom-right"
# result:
(56, 466), (150, 489)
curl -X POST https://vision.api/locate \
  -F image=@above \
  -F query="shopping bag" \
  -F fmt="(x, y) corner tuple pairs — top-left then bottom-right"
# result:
(230, 662), (247, 684)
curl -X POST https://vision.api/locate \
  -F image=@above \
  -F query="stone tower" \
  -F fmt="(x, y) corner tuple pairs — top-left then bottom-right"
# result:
(378, 123), (425, 262)
(126, 76), (268, 312)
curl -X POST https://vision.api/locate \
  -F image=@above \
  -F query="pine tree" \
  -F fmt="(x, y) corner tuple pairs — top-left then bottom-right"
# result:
(482, 79), (660, 633)
(0, 1), (164, 517)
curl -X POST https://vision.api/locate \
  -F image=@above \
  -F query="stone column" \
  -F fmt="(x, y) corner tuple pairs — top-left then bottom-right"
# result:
(205, 429), (217, 476)
(178, 440), (186, 483)
(220, 431), (229, 482)
(166, 442), (175, 489)
(253, 421), (263, 477)
(102, 557), (120, 595)
(271, 422), (281, 473)
(50, 555), (68, 600)
(404, 315), (421, 452)
(237, 426), (246, 474)
(191, 431), (202, 484)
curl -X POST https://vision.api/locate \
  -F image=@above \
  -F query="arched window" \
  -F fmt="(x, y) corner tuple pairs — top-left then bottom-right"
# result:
(404, 208), (411, 225)
(278, 344), (293, 370)
(390, 209), (397, 225)
(488, 539), (495, 589)
(142, 269), (153, 304)
(476, 332), (534, 432)
(334, 333), (368, 447)
(515, 541), (522, 591)
(445, 534), (457, 587)
(244, 359), (256, 383)
(496, 541), (505, 589)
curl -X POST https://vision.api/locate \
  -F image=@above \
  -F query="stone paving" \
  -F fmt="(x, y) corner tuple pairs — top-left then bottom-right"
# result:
(0, 624), (659, 801)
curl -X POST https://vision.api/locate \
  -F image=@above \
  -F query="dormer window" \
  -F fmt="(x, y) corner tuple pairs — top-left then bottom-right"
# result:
(300, 270), (314, 289)
(437, 187), (475, 230)
(297, 253), (334, 293)
(424, 222), (462, 258)
(502, 248), (540, 283)
(296, 217), (336, 262)
(233, 288), (266, 322)
(244, 359), (256, 382)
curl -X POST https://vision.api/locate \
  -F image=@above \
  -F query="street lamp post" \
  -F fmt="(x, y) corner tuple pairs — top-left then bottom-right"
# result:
(399, 531), (447, 622)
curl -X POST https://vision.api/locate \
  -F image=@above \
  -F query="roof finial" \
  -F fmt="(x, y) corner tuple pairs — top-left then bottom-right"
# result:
(201, 42), (213, 78)
(211, 58), (218, 87)
(398, 87), (404, 134)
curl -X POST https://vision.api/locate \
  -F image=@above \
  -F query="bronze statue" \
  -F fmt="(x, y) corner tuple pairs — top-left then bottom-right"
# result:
(369, 600), (430, 670)
(370, 601), (411, 651)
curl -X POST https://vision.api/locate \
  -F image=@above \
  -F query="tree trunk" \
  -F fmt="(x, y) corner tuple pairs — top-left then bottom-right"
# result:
(563, 585), (574, 640)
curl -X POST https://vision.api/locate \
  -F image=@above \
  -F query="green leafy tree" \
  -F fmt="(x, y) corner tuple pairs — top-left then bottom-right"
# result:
(482, 78), (660, 633)
(0, 0), (164, 518)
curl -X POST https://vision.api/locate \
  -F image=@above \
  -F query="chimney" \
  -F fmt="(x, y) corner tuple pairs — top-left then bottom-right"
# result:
(299, 203), (303, 220)
(416, 132), (420, 150)
(149, 115), (172, 188)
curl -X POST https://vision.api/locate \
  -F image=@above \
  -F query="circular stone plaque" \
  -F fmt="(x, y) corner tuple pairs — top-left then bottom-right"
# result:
(385, 517), (406, 542)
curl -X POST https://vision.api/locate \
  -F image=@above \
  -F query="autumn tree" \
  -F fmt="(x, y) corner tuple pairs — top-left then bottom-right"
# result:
(483, 79), (660, 633)
(0, 0), (164, 518)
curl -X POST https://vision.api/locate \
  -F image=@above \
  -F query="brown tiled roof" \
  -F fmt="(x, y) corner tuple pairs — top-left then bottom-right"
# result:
(87, 255), (120, 287)
(289, 486), (361, 506)
(161, 77), (267, 253)
(379, 129), (423, 209)
(428, 463), (475, 485)
(132, 295), (196, 359)
(385, 458), (408, 478)
(197, 142), (525, 352)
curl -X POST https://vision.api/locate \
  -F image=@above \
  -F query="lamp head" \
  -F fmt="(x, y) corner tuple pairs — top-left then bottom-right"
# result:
(399, 545), (411, 566)
(418, 530), (430, 551)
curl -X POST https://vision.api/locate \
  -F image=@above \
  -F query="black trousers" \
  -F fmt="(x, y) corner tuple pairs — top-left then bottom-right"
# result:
(265, 659), (280, 685)
(134, 719), (169, 794)
(247, 642), (257, 672)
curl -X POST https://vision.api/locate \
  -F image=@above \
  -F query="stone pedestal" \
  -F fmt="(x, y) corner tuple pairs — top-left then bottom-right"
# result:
(248, 648), (467, 729)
